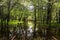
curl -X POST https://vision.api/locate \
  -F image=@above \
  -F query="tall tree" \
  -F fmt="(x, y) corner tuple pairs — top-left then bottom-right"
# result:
(5, 0), (11, 39)
(46, 0), (52, 40)
(0, 4), (4, 36)
(59, 9), (60, 23)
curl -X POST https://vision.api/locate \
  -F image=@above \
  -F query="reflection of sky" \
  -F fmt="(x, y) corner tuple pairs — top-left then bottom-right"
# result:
(29, 26), (32, 28)
(36, 28), (38, 31)
(28, 28), (33, 33)
(28, 26), (33, 33)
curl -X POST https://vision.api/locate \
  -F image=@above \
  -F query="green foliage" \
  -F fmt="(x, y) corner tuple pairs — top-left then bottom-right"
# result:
(0, 0), (60, 26)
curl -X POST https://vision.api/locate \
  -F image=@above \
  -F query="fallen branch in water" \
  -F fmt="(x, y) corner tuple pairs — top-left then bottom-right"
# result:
(11, 35), (16, 40)
(52, 36), (57, 40)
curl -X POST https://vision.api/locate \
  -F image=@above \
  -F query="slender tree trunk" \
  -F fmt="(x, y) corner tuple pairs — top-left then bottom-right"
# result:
(59, 10), (60, 23)
(46, 0), (52, 40)
(0, 5), (4, 36)
(57, 9), (60, 40)
(33, 5), (36, 38)
(6, 0), (11, 39)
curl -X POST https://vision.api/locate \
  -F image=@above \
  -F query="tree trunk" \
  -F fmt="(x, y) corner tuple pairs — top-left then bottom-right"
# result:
(6, 0), (11, 39)
(59, 10), (60, 23)
(46, 0), (52, 40)
(33, 5), (36, 38)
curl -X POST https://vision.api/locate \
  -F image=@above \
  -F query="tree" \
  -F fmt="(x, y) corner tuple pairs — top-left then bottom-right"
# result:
(46, 0), (52, 40)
